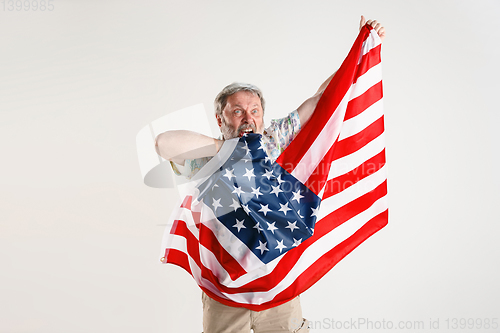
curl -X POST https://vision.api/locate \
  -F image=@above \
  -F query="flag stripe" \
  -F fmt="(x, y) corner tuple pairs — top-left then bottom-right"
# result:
(323, 131), (386, 184)
(344, 81), (383, 122)
(322, 148), (386, 198)
(332, 116), (385, 161)
(354, 44), (382, 83)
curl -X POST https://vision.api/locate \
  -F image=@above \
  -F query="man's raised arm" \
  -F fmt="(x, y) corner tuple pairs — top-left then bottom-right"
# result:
(297, 16), (385, 127)
(155, 130), (222, 165)
(296, 70), (337, 127)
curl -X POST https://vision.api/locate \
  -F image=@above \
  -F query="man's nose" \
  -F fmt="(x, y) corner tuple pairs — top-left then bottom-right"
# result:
(243, 110), (253, 122)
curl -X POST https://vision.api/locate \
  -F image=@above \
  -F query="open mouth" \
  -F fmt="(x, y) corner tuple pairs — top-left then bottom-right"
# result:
(239, 128), (254, 137)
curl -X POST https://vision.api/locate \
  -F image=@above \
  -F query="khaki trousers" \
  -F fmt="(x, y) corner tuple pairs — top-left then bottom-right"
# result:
(202, 293), (310, 333)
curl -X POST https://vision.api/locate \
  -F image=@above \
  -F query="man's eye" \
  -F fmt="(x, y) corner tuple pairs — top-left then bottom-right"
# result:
(251, 109), (258, 113)
(234, 110), (242, 114)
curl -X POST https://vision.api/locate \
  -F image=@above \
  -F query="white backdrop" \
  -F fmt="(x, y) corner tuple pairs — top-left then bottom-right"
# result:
(1, 1), (499, 332)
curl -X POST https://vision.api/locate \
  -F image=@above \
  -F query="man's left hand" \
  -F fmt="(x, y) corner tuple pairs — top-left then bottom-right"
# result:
(360, 15), (386, 43)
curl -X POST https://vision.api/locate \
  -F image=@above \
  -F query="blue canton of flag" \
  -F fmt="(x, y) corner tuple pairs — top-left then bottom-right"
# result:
(195, 133), (321, 264)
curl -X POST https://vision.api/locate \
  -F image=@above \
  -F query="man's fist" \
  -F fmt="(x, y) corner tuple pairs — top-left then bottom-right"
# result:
(360, 15), (386, 43)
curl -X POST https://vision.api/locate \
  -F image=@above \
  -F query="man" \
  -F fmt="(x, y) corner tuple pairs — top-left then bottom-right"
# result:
(155, 16), (385, 333)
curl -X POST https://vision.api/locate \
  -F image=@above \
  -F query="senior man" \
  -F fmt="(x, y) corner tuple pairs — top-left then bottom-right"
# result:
(155, 16), (385, 333)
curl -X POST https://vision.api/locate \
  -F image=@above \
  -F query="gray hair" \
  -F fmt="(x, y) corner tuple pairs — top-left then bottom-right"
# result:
(214, 82), (265, 118)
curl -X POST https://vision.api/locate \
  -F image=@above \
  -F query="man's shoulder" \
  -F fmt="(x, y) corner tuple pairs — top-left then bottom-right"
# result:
(263, 109), (301, 137)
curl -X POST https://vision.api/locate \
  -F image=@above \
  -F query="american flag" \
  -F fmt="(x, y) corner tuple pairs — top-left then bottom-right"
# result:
(160, 24), (388, 311)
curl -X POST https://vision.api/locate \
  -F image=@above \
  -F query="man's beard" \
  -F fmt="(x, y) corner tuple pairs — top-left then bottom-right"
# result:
(220, 118), (262, 140)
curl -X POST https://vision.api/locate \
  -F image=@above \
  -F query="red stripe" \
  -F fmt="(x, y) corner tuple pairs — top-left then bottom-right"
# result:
(169, 218), (247, 281)
(354, 44), (382, 84)
(198, 224), (247, 280)
(166, 220), (253, 292)
(312, 180), (387, 237)
(345, 81), (383, 121)
(164, 248), (192, 275)
(322, 148), (386, 199)
(169, 220), (202, 266)
(332, 116), (385, 161)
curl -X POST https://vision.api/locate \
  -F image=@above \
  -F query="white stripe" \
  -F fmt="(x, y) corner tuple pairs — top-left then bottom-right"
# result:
(160, 203), (200, 258)
(197, 204), (264, 272)
(358, 28), (381, 64)
(338, 99), (384, 140)
(350, 64), (382, 100)
(291, 86), (351, 183)
(318, 164), (387, 220)
(164, 233), (188, 253)
(199, 244), (234, 283)
(207, 254), (282, 288)
(323, 131), (386, 187)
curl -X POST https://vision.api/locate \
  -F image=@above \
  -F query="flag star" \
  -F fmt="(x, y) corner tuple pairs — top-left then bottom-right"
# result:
(278, 202), (292, 215)
(286, 221), (300, 232)
(276, 174), (285, 185)
(266, 221), (278, 234)
(275, 239), (287, 253)
(232, 185), (244, 197)
(270, 185), (283, 197)
(232, 219), (246, 232)
(211, 183), (219, 191)
(311, 206), (320, 218)
(242, 142), (251, 156)
(212, 198), (222, 212)
(255, 240), (269, 255)
(253, 222), (263, 233)
(242, 204), (251, 215)
(263, 169), (274, 180)
(258, 204), (272, 216)
(291, 190), (304, 204)
(264, 156), (271, 164)
(292, 238), (303, 247)
(298, 210), (304, 219)
(243, 168), (256, 181)
(251, 187), (263, 198)
(242, 158), (252, 163)
(223, 168), (235, 181)
(229, 198), (241, 212)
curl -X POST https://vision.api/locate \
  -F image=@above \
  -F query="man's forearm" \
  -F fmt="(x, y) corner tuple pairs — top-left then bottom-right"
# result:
(297, 70), (337, 126)
(316, 70), (337, 96)
(155, 130), (222, 165)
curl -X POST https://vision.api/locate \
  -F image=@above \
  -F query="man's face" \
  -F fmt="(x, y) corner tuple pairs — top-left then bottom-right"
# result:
(217, 91), (264, 140)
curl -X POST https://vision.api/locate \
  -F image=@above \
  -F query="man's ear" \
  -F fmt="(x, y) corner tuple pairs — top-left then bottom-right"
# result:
(216, 113), (222, 128)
